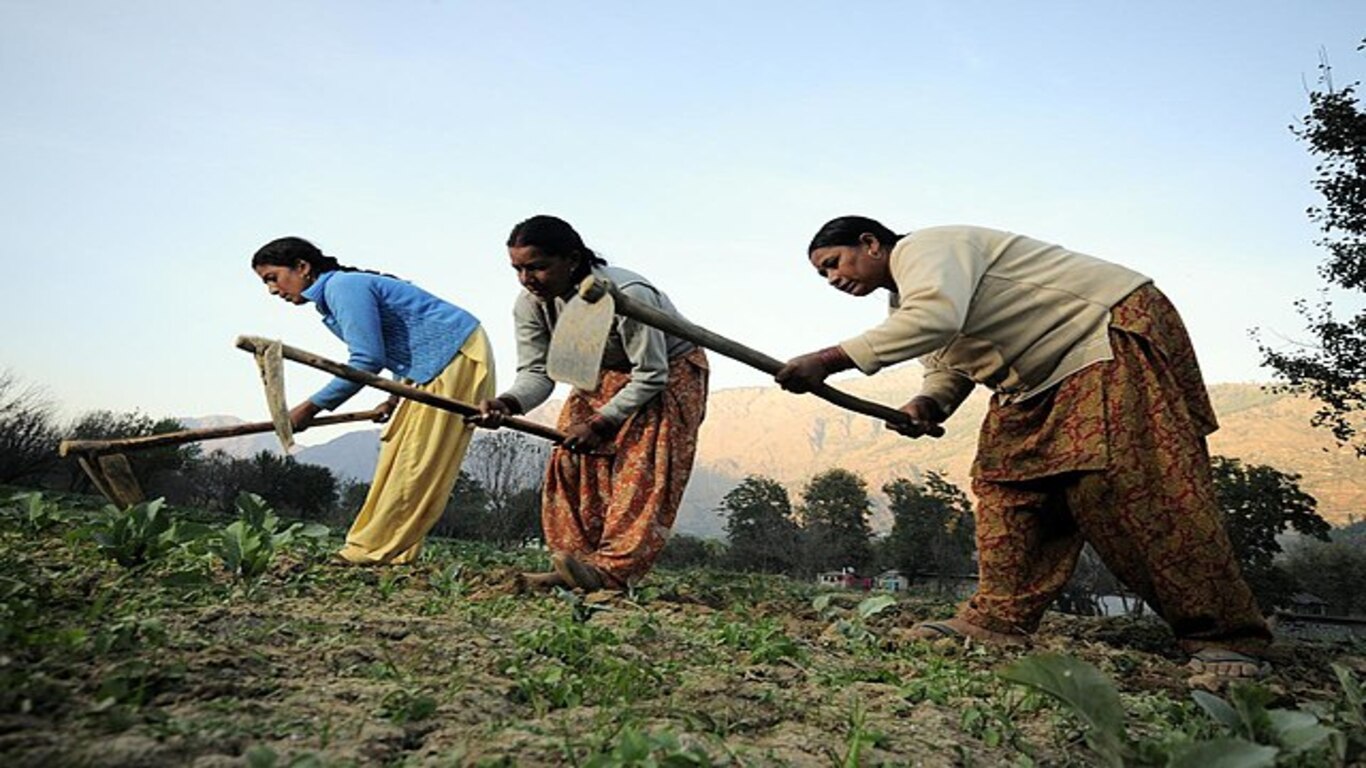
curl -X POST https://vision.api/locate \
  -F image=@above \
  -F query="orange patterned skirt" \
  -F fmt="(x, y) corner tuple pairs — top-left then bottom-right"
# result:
(960, 285), (1271, 653)
(542, 348), (709, 586)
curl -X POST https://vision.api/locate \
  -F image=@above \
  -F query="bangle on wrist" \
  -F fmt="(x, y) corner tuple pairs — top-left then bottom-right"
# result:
(910, 395), (947, 421)
(815, 345), (854, 374)
(588, 414), (618, 438)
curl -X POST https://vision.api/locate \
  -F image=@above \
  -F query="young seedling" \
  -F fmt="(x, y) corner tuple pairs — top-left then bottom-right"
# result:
(84, 498), (180, 569)
(209, 493), (328, 586)
(2, 492), (66, 532)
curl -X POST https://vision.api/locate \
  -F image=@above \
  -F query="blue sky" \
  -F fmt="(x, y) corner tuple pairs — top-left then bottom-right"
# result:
(3, 1), (1364, 438)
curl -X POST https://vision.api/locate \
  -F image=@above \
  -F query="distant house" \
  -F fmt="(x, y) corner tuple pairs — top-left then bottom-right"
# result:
(1286, 592), (1330, 617)
(875, 570), (909, 592)
(816, 567), (872, 591)
(1275, 599), (1366, 642)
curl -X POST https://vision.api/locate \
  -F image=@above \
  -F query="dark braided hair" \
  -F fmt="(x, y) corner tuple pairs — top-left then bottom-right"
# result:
(507, 215), (607, 281)
(807, 216), (903, 254)
(251, 237), (396, 279)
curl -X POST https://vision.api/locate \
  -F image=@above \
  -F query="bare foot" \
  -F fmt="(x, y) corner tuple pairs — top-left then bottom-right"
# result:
(515, 571), (568, 592)
(551, 552), (607, 591)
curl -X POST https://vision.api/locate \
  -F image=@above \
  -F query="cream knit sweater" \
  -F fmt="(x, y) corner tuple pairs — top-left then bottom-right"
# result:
(838, 225), (1151, 415)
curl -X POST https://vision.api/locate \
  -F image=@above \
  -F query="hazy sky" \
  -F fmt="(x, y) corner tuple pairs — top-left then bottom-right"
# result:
(4, 1), (1364, 441)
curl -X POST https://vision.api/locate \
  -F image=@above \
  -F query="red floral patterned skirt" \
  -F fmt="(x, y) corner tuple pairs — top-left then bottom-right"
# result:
(542, 348), (709, 586)
(961, 285), (1271, 653)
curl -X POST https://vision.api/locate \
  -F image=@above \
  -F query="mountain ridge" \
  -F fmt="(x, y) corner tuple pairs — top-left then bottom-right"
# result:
(180, 370), (1366, 535)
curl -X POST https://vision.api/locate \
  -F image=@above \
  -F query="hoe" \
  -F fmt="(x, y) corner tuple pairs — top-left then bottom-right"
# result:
(59, 406), (387, 508)
(547, 275), (946, 437)
(233, 335), (566, 449)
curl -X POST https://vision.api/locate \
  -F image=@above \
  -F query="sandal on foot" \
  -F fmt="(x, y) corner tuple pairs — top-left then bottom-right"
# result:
(909, 621), (962, 640)
(551, 552), (606, 591)
(904, 618), (1030, 648)
(1187, 648), (1271, 679)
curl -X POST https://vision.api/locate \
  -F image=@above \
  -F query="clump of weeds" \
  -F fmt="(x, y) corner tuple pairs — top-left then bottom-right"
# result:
(709, 614), (805, 666)
(1001, 652), (1362, 766)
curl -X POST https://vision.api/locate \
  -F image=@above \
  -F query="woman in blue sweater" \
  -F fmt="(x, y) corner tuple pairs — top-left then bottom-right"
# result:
(251, 236), (493, 565)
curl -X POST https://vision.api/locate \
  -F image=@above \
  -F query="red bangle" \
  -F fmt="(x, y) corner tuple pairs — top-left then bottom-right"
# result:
(815, 346), (854, 373)
(588, 414), (618, 438)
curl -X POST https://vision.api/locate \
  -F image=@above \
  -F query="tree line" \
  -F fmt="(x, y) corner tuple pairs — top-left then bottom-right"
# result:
(0, 371), (546, 545)
(710, 469), (975, 584)
(5, 368), (1366, 618)
(676, 460), (1366, 620)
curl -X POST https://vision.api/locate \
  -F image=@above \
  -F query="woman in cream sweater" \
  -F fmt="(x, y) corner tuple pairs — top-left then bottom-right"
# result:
(777, 216), (1271, 679)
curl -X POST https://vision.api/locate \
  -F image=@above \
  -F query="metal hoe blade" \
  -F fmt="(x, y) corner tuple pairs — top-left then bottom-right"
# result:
(252, 338), (295, 451)
(546, 291), (615, 391)
(95, 453), (145, 507)
(74, 453), (123, 506)
(70, 451), (145, 507)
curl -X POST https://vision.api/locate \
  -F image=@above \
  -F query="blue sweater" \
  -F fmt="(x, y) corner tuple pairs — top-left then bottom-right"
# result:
(301, 270), (480, 410)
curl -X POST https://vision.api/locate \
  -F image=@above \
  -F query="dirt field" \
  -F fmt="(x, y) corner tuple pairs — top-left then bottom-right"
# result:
(1, 492), (1362, 766)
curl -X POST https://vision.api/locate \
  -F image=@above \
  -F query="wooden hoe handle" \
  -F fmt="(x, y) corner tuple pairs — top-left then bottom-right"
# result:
(581, 278), (944, 438)
(59, 407), (387, 457)
(234, 336), (566, 444)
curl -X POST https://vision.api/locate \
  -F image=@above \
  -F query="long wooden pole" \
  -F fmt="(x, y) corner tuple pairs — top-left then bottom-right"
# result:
(234, 336), (566, 444)
(59, 407), (387, 457)
(585, 278), (945, 438)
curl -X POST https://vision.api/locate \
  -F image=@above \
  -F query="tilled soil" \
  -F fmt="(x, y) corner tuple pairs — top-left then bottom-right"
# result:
(1, 526), (1362, 767)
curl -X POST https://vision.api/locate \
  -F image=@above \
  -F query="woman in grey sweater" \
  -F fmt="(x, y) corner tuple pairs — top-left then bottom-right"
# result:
(474, 215), (709, 591)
